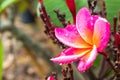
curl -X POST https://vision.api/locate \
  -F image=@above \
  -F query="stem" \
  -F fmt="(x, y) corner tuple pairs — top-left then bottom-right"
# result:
(68, 64), (74, 80)
(113, 16), (117, 35)
(98, 56), (106, 79)
(39, 1), (66, 48)
(72, 64), (85, 80)
(106, 56), (116, 72)
(85, 68), (97, 80)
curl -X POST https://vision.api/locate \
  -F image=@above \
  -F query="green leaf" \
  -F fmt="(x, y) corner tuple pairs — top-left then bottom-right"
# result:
(75, 0), (88, 12)
(93, 54), (101, 67)
(42, 0), (88, 27)
(0, 0), (20, 13)
(105, 0), (120, 29)
(0, 0), (4, 5)
(0, 40), (4, 80)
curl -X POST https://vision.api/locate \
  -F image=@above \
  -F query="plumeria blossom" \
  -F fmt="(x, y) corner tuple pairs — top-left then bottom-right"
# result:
(51, 7), (110, 72)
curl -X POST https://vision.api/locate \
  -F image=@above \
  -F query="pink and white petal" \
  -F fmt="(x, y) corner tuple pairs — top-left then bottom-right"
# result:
(51, 55), (80, 64)
(77, 45), (98, 72)
(51, 48), (91, 64)
(76, 7), (94, 44)
(93, 18), (110, 51)
(55, 25), (91, 48)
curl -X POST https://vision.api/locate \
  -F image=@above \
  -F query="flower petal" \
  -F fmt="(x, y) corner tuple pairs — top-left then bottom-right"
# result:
(93, 18), (110, 51)
(55, 25), (91, 48)
(76, 7), (99, 44)
(77, 45), (98, 72)
(51, 48), (91, 64)
(76, 7), (94, 44)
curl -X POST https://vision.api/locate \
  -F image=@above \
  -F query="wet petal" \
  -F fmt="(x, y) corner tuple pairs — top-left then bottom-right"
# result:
(51, 48), (91, 64)
(93, 18), (110, 51)
(76, 7), (94, 44)
(55, 25), (91, 48)
(77, 45), (98, 72)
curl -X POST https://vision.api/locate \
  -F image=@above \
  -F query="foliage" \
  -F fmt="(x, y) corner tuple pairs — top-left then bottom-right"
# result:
(0, 40), (4, 80)
(105, 0), (120, 29)
(0, 0), (20, 12)
(42, 0), (88, 27)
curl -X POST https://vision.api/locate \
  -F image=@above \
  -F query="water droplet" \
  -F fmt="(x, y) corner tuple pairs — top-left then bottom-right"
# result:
(91, 17), (93, 20)
(75, 31), (78, 34)
(73, 27), (76, 31)
(58, 31), (61, 34)
(91, 22), (93, 26)
(59, 63), (63, 65)
(65, 34), (68, 36)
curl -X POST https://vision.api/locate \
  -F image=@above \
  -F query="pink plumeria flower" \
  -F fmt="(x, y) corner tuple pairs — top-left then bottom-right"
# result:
(51, 7), (110, 72)
(47, 75), (56, 80)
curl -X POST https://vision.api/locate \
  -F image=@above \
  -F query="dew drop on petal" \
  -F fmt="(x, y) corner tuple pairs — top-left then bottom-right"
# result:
(91, 22), (93, 26)
(58, 31), (62, 34)
(59, 63), (63, 65)
(91, 17), (93, 20)
(65, 33), (68, 37)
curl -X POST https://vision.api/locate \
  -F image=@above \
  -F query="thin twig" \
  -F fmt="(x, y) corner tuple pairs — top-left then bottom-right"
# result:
(85, 68), (97, 80)
(98, 56), (106, 79)
(106, 56), (116, 72)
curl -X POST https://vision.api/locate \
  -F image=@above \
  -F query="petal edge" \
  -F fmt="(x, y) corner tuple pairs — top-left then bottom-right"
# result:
(55, 25), (91, 48)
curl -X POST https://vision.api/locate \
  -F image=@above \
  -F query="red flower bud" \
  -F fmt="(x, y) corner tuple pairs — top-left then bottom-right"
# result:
(47, 75), (56, 80)
(115, 33), (120, 47)
(66, 0), (76, 23)
(39, 0), (43, 5)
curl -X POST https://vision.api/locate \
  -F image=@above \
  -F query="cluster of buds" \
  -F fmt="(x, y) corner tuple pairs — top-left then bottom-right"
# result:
(39, 0), (78, 49)
(112, 11), (120, 80)
(39, 0), (76, 80)
(61, 64), (74, 80)
(46, 64), (74, 80)
(39, 0), (77, 49)
(39, 0), (66, 48)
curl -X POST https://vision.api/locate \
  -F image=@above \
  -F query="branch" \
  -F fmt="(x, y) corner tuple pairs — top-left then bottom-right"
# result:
(98, 56), (112, 80)
(0, 25), (61, 72)
(85, 68), (97, 80)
